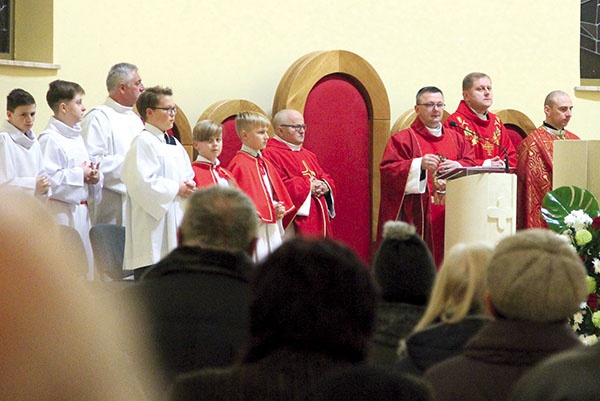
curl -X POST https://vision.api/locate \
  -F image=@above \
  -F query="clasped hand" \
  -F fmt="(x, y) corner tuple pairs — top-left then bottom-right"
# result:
(422, 154), (459, 174)
(310, 177), (329, 197)
(82, 161), (101, 185)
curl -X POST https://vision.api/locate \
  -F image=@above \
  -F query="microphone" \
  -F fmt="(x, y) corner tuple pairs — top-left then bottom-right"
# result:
(449, 121), (510, 173)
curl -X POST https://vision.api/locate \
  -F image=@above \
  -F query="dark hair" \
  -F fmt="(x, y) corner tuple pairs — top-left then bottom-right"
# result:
(46, 80), (85, 113)
(242, 238), (379, 364)
(416, 86), (443, 104)
(7, 88), (35, 112)
(136, 86), (172, 120)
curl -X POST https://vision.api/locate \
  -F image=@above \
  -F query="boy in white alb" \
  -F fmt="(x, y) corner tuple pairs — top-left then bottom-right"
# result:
(0, 89), (50, 197)
(39, 80), (103, 280)
(121, 86), (195, 275)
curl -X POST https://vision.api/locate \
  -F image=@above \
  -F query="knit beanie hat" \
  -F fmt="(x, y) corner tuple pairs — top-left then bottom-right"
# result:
(373, 221), (436, 304)
(486, 229), (587, 322)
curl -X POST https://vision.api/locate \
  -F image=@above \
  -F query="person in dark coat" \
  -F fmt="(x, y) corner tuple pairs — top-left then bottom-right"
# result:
(425, 229), (588, 401)
(508, 342), (600, 401)
(302, 365), (433, 401)
(169, 237), (379, 401)
(370, 220), (436, 365)
(123, 186), (259, 388)
(396, 242), (493, 375)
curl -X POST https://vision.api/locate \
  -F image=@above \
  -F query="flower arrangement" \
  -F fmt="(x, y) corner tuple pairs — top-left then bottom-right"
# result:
(542, 186), (600, 345)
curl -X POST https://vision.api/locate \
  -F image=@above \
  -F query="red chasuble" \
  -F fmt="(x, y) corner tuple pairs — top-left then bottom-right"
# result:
(378, 118), (476, 266)
(227, 151), (294, 225)
(516, 126), (579, 229)
(262, 137), (336, 237)
(445, 100), (517, 167)
(191, 161), (236, 189)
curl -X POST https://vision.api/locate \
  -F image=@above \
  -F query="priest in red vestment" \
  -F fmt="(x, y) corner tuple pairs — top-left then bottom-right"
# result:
(517, 90), (579, 229)
(379, 87), (476, 266)
(262, 109), (336, 238)
(444, 72), (517, 168)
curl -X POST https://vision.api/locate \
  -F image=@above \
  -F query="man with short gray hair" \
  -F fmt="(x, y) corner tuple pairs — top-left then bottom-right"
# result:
(124, 186), (258, 388)
(82, 62), (145, 225)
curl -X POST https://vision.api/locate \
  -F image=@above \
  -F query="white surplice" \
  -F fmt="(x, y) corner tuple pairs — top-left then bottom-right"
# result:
(121, 123), (194, 270)
(0, 120), (48, 198)
(39, 117), (103, 279)
(82, 97), (144, 225)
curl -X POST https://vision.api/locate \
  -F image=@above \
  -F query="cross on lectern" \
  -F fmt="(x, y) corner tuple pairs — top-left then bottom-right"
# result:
(487, 195), (512, 231)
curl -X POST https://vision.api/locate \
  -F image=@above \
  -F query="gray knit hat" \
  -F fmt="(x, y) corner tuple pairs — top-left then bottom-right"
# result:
(486, 229), (587, 322)
(373, 221), (436, 304)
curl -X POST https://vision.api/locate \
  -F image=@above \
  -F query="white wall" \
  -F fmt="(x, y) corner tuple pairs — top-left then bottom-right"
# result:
(1, 0), (596, 138)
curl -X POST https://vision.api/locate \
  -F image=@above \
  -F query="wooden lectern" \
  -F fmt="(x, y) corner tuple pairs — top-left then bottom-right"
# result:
(439, 167), (517, 255)
(553, 140), (600, 200)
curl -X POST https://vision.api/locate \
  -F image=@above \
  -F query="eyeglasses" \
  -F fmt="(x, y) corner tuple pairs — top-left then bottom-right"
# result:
(152, 107), (178, 115)
(280, 124), (307, 132)
(417, 103), (445, 110)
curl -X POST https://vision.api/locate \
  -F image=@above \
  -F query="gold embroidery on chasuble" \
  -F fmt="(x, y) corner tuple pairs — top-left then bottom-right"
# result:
(301, 160), (316, 178)
(456, 115), (502, 157)
(456, 116), (479, 147)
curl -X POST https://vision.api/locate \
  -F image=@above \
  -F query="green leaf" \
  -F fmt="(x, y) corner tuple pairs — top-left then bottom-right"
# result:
(542, 186), (599, 232)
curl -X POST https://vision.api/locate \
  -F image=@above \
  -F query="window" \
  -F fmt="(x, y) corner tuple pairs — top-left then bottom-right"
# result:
(0, 0), (13, 59)
(581, 0), (600, 83)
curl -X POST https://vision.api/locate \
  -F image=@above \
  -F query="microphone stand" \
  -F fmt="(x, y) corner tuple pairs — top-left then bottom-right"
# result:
(449, 121), (510, 173)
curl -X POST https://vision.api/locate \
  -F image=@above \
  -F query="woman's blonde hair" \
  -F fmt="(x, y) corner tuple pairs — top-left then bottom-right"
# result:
(412, 242), (494, 332)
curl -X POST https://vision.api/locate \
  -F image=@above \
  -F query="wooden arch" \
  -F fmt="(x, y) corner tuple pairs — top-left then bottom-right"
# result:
(197, 99), (270, 128)
(493, 108), (536, 151)
(391, 109), (451, 133)
(493, 109), (536, 136)
(173, 105), (193, 160)
(272, 50), (391, 245)
(196, 99), (271, 165)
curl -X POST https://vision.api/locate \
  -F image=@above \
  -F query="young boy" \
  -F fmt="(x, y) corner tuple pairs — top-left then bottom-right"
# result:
(191, 119), (236, 188)
(0, 89), (50, 197)
(227, 111), (294, 261)
(39, 80), (103, 280)
(121, 86), (195, 275)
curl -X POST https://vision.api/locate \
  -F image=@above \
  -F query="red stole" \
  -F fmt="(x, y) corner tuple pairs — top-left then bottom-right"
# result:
(445, 100), (517, 167)
(516, 126), (579, 229)
(227, 151), (294, 225)
(262, 138), (336, 237)
(192, 161), (236, 189)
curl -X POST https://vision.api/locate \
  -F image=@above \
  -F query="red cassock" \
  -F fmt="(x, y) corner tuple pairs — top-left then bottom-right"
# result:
(191, 161), (236, 189)
(516, 126), (579, 229)
(445, 100), (517, 167)
(227, 151), (295, 225)
(262, 138), (336, 237)
(378, 118), (476, 266)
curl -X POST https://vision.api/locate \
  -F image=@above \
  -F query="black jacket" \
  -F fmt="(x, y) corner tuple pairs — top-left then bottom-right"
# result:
(370, 301), (426, 365)
(124, 246), (253, 387)
(425, 319), (583, 401)
(395, 316), (490, 376)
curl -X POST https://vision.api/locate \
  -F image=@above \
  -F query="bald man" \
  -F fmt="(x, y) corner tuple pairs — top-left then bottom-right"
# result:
(262, 109), (336, 238)
(517, 90), (579, 229)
